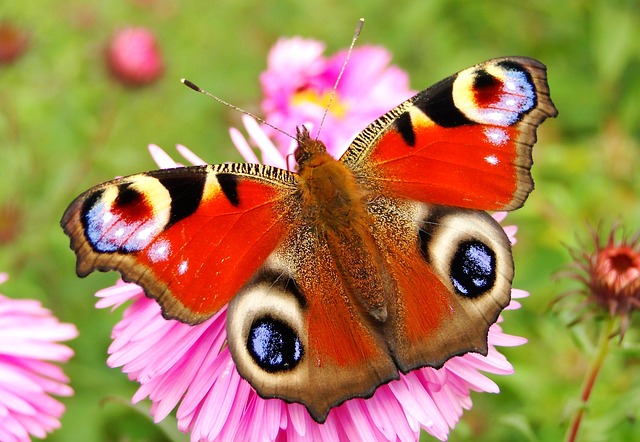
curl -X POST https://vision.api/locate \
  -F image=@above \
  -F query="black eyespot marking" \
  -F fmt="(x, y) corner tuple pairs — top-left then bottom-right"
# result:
(157, 172), (206, 226)
(415, 75), (473, 128)
(394, 111), (416, 147)
(115, 184), (142, 206)
(81, 189), (103, 224)
(247, 317), (303, 373)
(473, 69), (499, 89)
(450, 240), (496, 298)
(496, 60), (526, 74)
(417, 209), (446, 264)
(254, 269), (308, 309)
(217, 173), (240, 207)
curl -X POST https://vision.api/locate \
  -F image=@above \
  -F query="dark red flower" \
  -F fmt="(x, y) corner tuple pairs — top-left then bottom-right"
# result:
(0, 21), (29, 65)
(563, 225), (640, 337)
(106, 27), (164, 87)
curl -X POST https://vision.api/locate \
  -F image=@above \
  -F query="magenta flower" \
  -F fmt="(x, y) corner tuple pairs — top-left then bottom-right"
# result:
(106, 27), (164, 87)
(96, 135), (527, 441)
(0, 273), (78, 441)
(260, 37), (414, 158)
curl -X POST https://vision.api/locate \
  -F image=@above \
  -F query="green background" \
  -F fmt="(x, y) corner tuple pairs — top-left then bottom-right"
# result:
(1, 0), (639, 441)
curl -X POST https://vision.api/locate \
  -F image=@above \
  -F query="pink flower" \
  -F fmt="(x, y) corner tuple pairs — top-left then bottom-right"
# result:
(97, 136), (527, 441)
(0, 21), (29, 65)
(106, 27), (164, 87)
(260, 37), (414, 158)
(0, 273), (78, 441)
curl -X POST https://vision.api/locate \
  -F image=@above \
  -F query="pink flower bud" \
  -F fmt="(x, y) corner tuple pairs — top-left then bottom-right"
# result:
(107, 27), (164, 87)
(0, 21), (29, 65)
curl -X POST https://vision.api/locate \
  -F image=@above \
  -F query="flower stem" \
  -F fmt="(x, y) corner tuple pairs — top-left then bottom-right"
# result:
(565, 317), (617, 442)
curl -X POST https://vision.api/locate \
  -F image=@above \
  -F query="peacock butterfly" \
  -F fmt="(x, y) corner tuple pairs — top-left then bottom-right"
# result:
(61, 56), (557, 423)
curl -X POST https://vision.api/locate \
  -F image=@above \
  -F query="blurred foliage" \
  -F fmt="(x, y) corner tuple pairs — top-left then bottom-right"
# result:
(1, 0), (639, 441)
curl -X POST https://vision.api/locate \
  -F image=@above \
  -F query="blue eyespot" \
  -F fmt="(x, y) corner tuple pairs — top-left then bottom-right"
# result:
(247, 317), (303, 373)
(450, 241), (496, 297)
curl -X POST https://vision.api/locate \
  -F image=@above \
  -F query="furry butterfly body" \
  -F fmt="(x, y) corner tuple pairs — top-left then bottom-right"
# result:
(62, 57), (557, 422)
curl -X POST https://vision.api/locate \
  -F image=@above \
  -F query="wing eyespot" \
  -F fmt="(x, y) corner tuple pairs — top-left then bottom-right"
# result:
(247, 316), (304, 373)
(416, 206), (513, 303)
(81, 177), (171, 253)
(227, 267), (308, 378)
(450, 240), (496, 297)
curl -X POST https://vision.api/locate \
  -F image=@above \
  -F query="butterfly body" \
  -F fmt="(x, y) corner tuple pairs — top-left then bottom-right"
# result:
(295, 127), (391, 321)
(62, 57), (557, 422)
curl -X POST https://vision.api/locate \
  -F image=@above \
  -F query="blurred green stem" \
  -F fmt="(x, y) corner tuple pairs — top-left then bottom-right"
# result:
(565, 317), (617, 442)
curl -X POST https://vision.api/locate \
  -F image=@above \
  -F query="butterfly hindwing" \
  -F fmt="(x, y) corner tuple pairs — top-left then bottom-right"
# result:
(226, 223), (399, 423)
(61, 163), (297, 324)
(342, 57), (557, 211)
(369, 199), (514, 371)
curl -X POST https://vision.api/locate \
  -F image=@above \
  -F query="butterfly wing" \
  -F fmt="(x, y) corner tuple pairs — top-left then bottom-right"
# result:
(61, 163), (297, 324)
(342, 57), (557, 210)
(339, 57), (556, 369)
(225, 221), (400, 422)
(370, 198), (515, 373)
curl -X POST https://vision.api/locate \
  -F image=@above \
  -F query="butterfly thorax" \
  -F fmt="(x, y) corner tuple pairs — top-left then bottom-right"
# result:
(295, 127), (390, 322)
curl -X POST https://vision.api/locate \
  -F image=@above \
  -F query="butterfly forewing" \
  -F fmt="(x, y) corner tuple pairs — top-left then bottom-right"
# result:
(61, 163), (298, 324)
(342, 57), (557, 211)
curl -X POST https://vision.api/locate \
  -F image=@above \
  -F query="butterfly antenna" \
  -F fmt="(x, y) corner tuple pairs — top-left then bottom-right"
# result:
(181, 79), (296, 143)
(315, 17), (364, 140)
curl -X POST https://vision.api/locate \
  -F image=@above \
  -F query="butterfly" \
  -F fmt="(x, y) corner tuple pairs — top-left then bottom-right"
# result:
(61, 57), (557, 423)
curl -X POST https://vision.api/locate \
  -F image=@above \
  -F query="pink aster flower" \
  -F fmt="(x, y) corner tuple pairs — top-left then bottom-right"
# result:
(260, 37), (415, 158)
(96, 132), (527, 441)
(0, 273), (78, 441)
(0, 21), (29, 65)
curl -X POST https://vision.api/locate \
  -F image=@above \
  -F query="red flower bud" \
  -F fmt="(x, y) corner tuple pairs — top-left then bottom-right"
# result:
(562, 225), (640, 338)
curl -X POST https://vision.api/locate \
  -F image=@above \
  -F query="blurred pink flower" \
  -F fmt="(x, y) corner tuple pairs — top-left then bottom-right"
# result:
(260, 37), (414, 158)
(97, 134), (527, 441)
(0, 21), (29, 65)
(106, 27), (164, 87)
(0, 273), (78, 441)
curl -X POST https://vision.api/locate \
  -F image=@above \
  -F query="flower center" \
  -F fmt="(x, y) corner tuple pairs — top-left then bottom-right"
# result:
(599, 247), (640, 291)
(292, 88), (347, 118)
(610, 252), (634, 273)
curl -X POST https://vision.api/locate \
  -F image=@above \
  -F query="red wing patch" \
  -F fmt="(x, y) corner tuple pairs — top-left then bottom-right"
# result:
(61, 163), (297, 324)
(367, 123), (522, 209)
(342, 57), (557, 211)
